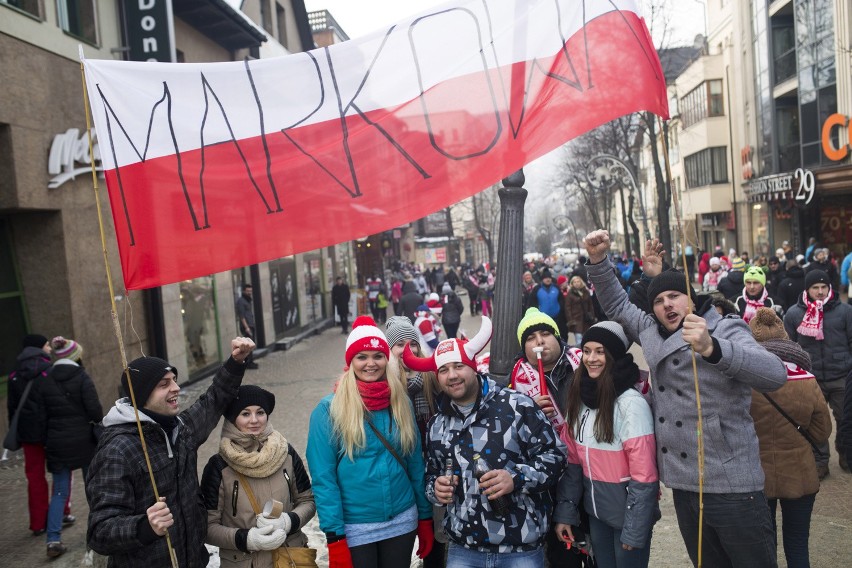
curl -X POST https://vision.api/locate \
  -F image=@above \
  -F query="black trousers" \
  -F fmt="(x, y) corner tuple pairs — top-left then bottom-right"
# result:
(348, 530), (417, 568)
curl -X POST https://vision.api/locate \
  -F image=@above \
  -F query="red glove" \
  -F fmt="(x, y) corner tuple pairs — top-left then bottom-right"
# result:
(416, 519), (434, 559)
(327, 538), (354, 568)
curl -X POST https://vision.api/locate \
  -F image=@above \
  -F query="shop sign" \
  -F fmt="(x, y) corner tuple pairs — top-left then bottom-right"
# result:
(745, 168), (814, 204)
(424, 247), (447, 264)
(822, 114), (850, 161)
(48, 128), (102, 189)
(819, 206), (852, 248)
(124, 0), (176, 62)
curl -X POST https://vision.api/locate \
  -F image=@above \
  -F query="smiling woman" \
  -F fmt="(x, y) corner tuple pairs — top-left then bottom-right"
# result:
(307, 316), (434, 568)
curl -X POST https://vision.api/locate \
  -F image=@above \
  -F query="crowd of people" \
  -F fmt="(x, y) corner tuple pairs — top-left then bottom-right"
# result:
(6, 230), (850, 568)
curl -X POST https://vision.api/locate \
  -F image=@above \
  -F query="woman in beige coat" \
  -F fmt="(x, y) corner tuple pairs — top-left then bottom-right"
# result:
(748, 308), (832, 568)
(201, 385), (316, 567)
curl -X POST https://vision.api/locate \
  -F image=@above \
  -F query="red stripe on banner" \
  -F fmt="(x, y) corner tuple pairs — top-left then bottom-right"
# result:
(103, 11), (667, 289)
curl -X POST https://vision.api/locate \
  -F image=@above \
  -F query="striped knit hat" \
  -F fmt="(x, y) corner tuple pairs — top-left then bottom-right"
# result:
(51, 336), (83, 362)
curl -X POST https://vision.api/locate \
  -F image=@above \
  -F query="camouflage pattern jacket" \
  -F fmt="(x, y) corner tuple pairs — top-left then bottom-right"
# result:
(424, 376), (566, 553)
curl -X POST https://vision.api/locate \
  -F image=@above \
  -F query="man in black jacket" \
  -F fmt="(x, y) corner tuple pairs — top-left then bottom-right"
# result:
(86, 337), (254, 568)
(777, 260), (807, 312)
(331, 277), (351, 334)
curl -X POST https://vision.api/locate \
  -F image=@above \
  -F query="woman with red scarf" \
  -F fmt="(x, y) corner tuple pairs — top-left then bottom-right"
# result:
(307, 316), (433, 568)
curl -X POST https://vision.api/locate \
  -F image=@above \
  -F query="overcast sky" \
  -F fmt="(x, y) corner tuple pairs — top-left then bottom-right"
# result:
(303, 0), (707, 48)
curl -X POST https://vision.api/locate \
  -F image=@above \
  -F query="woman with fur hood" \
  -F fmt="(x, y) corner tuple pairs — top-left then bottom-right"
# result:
(748, 308), (832, 568)
(201, 385), (316, 568)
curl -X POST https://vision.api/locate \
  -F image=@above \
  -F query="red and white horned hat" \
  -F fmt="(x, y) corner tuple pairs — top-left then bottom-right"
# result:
(403, 316), (492, 372)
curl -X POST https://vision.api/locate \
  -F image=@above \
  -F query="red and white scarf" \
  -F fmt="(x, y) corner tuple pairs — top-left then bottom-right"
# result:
(741, 287), (769, 323)
(796, 288), (834, 340)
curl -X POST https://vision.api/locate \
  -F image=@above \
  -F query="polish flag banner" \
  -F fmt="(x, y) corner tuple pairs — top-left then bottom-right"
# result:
(83, 0), (668, 290)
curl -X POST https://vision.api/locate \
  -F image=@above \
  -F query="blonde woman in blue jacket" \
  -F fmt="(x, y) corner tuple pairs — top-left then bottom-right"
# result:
(307, 316), (433, 568)
(555, 322), (659, 568)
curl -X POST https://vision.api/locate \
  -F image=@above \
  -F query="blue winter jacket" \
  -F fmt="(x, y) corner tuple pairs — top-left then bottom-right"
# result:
(306, 395), (432, 538)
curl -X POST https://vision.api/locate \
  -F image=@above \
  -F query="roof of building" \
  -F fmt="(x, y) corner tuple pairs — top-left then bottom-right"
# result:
(175, 0), (267, 51)
(658, 46), (702, 83)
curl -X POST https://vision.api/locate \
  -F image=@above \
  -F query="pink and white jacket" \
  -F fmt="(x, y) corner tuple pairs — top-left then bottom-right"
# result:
(554, 388), (659, 548)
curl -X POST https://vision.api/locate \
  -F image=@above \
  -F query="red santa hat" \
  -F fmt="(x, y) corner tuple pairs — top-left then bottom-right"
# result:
(403, 317), (492, 372)
(345, 316), (390, 366)
(427, 298), (443, 315)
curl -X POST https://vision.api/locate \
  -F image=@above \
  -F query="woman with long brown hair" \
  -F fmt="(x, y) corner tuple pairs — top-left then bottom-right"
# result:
(554, 322), (658, 568)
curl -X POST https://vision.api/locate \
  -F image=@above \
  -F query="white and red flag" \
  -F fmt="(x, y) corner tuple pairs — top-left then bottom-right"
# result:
(83, 0), (668, 289)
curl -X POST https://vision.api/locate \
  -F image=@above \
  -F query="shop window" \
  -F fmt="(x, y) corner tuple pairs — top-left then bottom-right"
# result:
(0, 217), (29, 380)
(180, 276), (220, 377)
(57, 0), (98, 44)
(2, 0), (41, 18)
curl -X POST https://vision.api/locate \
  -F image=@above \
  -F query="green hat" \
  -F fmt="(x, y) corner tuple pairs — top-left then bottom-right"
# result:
(516, 307), (560, 346)
(743, 266), (766, 286)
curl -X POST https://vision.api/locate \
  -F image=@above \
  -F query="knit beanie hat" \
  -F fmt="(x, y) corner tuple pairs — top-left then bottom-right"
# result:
(748, 308), (788, 343)
(121, 356), (177, 407)
(224, 385), (275, 424)
(385, 316), (419, 348)
(441, 282), (452, 294)
(709, 257), (720, 267)
(517, 307), (560, 346)
(540, 268), (552, 280)
(730, 257), (746, 271)
(646, 269), (696, 304)
(557, 275), (568, 287)
(804, 269), (829, 289)
(743, 266), (766, 286)
(345, 316), (390, 366)
(22, 334), (48, 350)
(582, 321), (630, 360)
(51, 336), (83, 362)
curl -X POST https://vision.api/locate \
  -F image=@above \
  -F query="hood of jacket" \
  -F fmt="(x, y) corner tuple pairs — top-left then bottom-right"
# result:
(785, 266), (804, 279)
(48, 359), (84, 382)
(13, 347), (52, 380)
(102, 397), (159, 428)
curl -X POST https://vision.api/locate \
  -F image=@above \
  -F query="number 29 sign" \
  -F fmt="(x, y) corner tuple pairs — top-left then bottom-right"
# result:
(793, 168), (815, 205)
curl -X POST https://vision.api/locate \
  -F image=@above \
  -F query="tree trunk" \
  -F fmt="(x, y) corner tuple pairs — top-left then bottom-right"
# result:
(618, 185), (631, 255)
(628, 194), (641, 255)
(646, 112), (672, 255)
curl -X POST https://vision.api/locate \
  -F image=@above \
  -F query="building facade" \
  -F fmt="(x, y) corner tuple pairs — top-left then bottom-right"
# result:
(0, 1), (356, 406)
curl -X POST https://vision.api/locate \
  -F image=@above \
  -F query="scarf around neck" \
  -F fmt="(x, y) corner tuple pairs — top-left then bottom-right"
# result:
(219, 420), (288, 478)
(356, 379), (391, 410)
(797, 288), (834, 340)
(741, 287), (769, 323)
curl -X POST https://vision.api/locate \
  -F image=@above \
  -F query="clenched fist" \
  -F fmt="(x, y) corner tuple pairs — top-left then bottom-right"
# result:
(231, 337), (256, 363)
(584, 230), (611, 264)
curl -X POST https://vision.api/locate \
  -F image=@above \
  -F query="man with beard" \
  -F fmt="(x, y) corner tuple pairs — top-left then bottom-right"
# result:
(583, 230), (785, 568)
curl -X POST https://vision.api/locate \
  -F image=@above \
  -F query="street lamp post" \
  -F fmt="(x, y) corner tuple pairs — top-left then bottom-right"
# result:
(588, 154), (650, 243)
(489, 169), (527, 385)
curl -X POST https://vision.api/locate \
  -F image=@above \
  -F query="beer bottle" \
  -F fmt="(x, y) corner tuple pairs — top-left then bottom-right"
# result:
(472, 453), (512, 518)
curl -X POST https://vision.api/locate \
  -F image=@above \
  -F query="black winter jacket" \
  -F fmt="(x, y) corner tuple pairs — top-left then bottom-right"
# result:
(842, 369), (852, 467)
(777, 267), (806, 312)
(32, 360), (103, 472)
(7, 347), (52, 443)
(784, 294), (852, 383)
(440, 291), (464, 325)
(86, 358), (244, 568)
(718, 271), (745, 300)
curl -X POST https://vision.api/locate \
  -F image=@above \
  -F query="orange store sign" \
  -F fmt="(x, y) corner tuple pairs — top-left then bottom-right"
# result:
(822, 114), (851, 161)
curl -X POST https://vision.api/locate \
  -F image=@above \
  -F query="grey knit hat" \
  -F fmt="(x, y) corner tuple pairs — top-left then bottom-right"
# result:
(582, 321), (630, 359)
(385, 316), (420, 348)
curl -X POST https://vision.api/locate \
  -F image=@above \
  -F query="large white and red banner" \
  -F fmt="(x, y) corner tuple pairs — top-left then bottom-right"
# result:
(83, 0), (668, 290)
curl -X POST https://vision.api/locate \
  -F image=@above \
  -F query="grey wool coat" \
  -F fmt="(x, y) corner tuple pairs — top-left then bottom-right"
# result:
(588, 260), (786, 494)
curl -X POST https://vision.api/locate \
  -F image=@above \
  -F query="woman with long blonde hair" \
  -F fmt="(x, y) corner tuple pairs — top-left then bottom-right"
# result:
(307, 316), (433, 568)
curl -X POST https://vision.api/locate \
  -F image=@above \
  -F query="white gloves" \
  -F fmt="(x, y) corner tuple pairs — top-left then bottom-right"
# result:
(256, 512), (292, 535)
(246, 525), (287, 551)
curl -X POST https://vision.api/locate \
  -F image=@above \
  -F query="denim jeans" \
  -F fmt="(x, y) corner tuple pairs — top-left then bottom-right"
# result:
(588, 515), (651, 568)
(47, 467), (85, 542)
(768, 493), (816, 568)
(672, 489), (777, 567)
(446, 543), (543, 568)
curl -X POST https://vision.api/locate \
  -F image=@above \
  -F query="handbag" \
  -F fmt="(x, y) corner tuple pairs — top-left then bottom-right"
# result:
(3, 379), (35, 451)
(235, 472), (318, 568)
